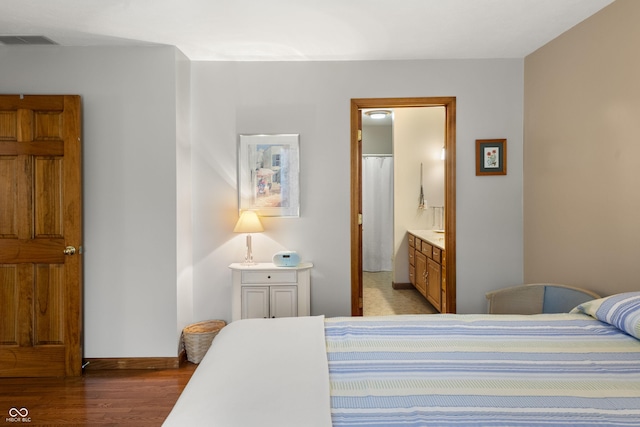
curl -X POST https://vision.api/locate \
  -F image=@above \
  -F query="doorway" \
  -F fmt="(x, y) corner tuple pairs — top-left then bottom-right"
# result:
(350, 97), (456, 316)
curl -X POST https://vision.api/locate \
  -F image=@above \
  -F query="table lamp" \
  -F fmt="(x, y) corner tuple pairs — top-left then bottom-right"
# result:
(233, 210), (264, 265)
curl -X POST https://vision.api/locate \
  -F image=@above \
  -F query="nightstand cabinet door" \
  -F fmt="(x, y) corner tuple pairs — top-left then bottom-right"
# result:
(270, 286), (298, 318)
(241, 286), (270, 319)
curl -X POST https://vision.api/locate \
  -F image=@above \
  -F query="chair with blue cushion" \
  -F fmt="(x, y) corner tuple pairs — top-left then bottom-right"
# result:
(485, 283), (601, 314)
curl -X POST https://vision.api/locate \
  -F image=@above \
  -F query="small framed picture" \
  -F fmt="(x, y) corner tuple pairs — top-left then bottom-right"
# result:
(476, 139), (507, 176)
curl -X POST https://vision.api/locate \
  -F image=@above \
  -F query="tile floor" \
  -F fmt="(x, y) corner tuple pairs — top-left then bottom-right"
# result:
(363, 271), (438, 316)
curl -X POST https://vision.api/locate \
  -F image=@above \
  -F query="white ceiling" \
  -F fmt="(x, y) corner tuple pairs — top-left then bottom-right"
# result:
(0, 0), (613, 61)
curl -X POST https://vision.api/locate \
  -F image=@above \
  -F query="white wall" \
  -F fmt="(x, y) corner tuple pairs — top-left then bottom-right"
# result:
(175, 51), (194, 345)
(0, 46), (187, 358)
(192, 59), (524, 317)
(0, 51), (524, 359)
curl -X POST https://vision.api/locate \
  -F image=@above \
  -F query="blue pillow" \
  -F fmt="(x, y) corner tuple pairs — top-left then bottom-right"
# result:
(571, 292), (640, 339)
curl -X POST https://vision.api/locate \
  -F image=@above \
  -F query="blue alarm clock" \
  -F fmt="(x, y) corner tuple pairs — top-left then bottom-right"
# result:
(272, 251), (300, 267)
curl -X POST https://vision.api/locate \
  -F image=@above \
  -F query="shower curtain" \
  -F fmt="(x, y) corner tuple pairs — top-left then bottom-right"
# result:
(362, 156), (394, 272)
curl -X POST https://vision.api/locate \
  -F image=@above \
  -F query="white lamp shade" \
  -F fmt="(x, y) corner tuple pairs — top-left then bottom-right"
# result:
(233, 210), (264, 233)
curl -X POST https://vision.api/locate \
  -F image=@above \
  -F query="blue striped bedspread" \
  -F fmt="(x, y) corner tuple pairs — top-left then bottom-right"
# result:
(324, 314), (640, 426)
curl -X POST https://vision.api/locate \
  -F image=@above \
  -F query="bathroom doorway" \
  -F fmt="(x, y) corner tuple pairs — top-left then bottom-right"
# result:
(350, 97), (457, 316)
(361, 107), (445, 316)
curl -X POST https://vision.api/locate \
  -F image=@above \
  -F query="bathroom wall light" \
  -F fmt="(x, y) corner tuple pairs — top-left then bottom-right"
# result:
(364, 110), (391, 120)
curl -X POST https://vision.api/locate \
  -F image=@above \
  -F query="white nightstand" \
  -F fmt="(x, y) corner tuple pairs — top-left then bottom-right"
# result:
(229, 262), (313, 322)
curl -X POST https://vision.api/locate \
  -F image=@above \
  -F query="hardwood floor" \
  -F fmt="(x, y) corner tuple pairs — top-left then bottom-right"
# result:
(0, 363), (196, 426)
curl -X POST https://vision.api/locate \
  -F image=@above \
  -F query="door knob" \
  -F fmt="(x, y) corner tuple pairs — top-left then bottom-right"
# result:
(64, 246), (76, 256)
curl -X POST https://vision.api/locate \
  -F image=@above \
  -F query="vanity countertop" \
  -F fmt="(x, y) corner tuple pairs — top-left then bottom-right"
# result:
(408, 229), (445, 251)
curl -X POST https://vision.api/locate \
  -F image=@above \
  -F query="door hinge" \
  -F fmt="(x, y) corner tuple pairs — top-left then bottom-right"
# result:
(359, 297), (363, 309)
(357, 129), (362, 142)
(358, 213), (363, 225)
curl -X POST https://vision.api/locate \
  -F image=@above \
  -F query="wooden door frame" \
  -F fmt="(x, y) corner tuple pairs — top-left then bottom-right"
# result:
(350, 97), (456, 315)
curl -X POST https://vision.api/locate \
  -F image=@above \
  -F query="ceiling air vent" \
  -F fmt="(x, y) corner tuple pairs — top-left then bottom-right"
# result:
(0, 36), (58, 45)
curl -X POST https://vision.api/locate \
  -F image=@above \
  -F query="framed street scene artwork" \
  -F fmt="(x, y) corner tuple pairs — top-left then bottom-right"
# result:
(238, 134), (300, 217)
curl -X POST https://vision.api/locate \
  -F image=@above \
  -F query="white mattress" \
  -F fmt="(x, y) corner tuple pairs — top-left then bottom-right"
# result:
(163, 315), (332, 427)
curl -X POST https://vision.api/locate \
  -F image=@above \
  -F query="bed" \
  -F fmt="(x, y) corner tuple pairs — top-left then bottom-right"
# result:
(163, 292), (640, 426)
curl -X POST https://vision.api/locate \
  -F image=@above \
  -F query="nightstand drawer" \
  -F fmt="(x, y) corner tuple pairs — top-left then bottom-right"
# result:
(241, 270), (297, 284)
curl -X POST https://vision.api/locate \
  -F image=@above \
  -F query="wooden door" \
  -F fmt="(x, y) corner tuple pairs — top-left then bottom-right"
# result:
(0, 95), (83, 377)
(426, 258), (441, 311)
(414, 251), (427, 297)
(408, 247), (416, 285)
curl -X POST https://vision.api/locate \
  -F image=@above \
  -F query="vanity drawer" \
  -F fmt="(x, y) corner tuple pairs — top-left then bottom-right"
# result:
(421, 241), (433, 258)
(409, 248), (415, 266)
(241, 270), (297, 284)
(432, 247), (441, 263)
(409, 234), (416, 248)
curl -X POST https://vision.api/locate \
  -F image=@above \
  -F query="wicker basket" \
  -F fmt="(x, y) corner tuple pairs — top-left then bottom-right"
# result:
(183, 320), (226, 364)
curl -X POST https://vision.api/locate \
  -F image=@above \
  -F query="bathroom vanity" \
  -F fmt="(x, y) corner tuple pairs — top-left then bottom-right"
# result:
(408, 230), (446, 312)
